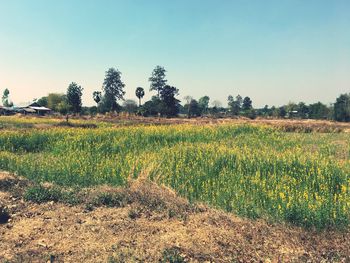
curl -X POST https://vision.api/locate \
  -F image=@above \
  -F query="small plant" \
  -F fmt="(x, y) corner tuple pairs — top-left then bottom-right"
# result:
(24, 185), (81, 204)
(85, 203), (95, 212)
(24, 185), (63, 203)
(161, 247), (185, 263)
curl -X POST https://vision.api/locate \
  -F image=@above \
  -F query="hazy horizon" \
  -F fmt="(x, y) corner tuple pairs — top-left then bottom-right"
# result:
(0, 0), (349, 108)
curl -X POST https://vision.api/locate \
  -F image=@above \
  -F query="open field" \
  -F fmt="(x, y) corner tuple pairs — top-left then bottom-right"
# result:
(1, 116), (350, 261)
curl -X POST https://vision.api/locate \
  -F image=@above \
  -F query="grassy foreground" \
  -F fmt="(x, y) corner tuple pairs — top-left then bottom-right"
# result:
(0, 116), (349, 229)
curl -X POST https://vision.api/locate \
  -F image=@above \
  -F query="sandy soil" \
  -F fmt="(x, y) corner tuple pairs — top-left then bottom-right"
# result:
(1, 172), (350, 263)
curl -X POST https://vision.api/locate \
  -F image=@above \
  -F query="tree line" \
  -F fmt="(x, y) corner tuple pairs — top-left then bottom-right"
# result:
(2, 65), (350, 122)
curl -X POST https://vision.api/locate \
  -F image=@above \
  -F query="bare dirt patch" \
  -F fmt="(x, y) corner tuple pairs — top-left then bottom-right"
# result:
(0, 172), (350, 262)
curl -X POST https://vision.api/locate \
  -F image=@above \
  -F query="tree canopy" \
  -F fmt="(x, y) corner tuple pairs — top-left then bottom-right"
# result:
(2, 89), (13, 107)
(159, 85), (180, 117)
(149, 66), (167, 97)
(135, 87), (145, 106)
(93, 91), (102, 105)
(102, 68), (126, 112)
(334, 94), (350, 122)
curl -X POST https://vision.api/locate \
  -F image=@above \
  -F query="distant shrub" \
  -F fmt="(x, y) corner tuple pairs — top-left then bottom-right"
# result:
(161, 248), (185, 263)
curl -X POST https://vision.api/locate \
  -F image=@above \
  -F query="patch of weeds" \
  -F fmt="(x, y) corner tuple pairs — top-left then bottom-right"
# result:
(128, 207), (142, 220)
(24, 185), (81, 205)
(84, 203), (95, 212)
(94, 192), (128, 208)
(62, 189), (81, 205)
(161, 247), (186, 263)
(55, 122), (97, 129)
(24, 185), (63, 203)
(0, 205), (10, 224)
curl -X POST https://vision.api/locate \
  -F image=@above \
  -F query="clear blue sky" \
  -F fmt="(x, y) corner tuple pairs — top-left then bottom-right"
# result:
(0, 0), (349, 107)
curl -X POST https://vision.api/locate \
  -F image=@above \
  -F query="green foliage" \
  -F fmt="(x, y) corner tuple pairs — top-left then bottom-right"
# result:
(98, 94), (122, 113)
(309, 102), (330, 119)
(140, 96), (162, 116)
(278, 106), (287, 118)
(67, 82), (83, 113)
(37, 96), (48, 107)
(24, 185), (79, 204)
(297, 102), (309, 119)
(242, 96), (252, 111)
(161, 248), (185, 263)
(24, 185), (63, 203)
(46, 93), (67, 112)
(198, 96), (210, 114)
(159, 85), (180, 117)
(228, 95), (242, 116)
(184, 98), (201, 117)
(334, 93), (350, 122)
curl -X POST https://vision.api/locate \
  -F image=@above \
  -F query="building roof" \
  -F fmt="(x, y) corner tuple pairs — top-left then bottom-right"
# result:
(29, 106), (51, 111)
(23, 108), (37, 113)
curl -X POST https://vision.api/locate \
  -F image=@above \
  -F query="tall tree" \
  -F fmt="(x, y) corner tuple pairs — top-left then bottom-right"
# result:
(102, 68), (126, 112)
(2, 89), (13, 107)
(297, 102), (309, 119)
(308, 102), (329, 119)
(235, 95), (243, 109)
(334, 94), (350, 122)
(278, 106), (287, 118)
(242, 96), (253, 111)
(67, 82), (83, 113)
(198, 96), (210, 115)
(228, 95), (241, 116)
(159, 85), (180, 117)
(262, 105), (270, 116)
(149, 66), (167, 97)
(135, 87), (145, 106)
(93, 91), (102, 105)
(185, 99), (201, 117)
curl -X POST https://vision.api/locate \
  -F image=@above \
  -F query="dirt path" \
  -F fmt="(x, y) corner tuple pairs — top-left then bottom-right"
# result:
(1, 173), (350, 262)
